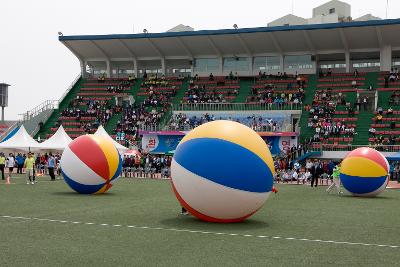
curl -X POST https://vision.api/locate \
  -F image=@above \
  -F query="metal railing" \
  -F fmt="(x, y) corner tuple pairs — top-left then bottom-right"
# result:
(164, 122), (293, 132)
(20, 100), (59, 121)
(173, 102), (303, 111)
(139, 124), (163, 132)
(317, 144), (400, 153)
(58, 73), (81, 104)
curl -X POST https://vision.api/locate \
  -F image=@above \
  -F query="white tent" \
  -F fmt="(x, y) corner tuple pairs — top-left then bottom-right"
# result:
(0, 125), (40, 152)
(94, 125), (129, 154)
(38, 125), (72, 151)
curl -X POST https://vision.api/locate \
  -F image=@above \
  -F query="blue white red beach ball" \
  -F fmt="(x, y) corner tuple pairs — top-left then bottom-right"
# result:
(61, 135), (122, 194)
(171, 120), (275, 222)
(340, 147), (389, 197)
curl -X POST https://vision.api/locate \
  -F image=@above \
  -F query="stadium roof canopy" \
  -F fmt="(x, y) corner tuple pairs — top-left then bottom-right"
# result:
(60, 19), (400, 61)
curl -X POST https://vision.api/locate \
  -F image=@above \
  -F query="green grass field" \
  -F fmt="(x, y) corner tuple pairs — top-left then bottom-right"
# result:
(1, 175), (400, 266)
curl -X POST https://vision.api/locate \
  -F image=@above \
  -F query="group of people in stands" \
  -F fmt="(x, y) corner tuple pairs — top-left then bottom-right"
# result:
(248, 87), (305, 106)
(383, 68), (400, 87)
(106, 82), (130, 93)
(319, 68), (359, 78)
(185, 87), (231, 104)
(306, 90), (357, 143)
(114, 104), (165, 137)
(369, 105), (399, 148)
(185, 73), (239, 104)
(59, 96), (121, 133)
(248, 73), (306, 105)
(96, 74), (136, 83)
(168, 113), (282, 132)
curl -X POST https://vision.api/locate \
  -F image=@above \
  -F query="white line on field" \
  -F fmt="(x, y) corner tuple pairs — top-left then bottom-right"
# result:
(1, 214), (399, 249)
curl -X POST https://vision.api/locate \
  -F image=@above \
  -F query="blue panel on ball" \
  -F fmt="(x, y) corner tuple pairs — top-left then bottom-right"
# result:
(110, 155), (123, 182)
(62, 170), (105, 194)
(340, 174), (387, 194)
(174, 138), (273, 193)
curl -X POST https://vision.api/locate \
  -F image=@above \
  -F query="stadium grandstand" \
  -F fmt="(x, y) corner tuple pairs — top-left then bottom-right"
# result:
(11, 0), (400, 161)
(3, 1), (400, 266)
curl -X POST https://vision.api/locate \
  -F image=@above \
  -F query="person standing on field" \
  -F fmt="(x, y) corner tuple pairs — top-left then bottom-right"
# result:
(326, 164), (343, 194)
(24, 153), (36, 185)
(0, 152), (5, 180)
(47, 153), (56, 181)
(6, 153), (15, 181)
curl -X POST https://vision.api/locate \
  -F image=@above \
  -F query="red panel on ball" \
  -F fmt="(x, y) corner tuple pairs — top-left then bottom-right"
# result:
(347, 147), (388, 172)
(69, 135), (110, 180)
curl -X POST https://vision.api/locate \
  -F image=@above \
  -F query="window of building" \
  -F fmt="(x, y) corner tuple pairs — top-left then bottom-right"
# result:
(392, 59), (400, 66)
(266, 56), (281, 70)
(223, 57), (250, 72)
(254, 56), (281, 71)
(194, 58), (219, 72)
(254, 57), (267, 71)
(284, 55), (313, 70)
(352, 62), (380, 68)
(320, 63), (346, 69)
(329, 8), (335, 14)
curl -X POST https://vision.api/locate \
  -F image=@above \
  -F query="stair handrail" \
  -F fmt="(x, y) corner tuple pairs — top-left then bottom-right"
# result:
(58, 73), (81, 104)
(19, 100), (59, 121)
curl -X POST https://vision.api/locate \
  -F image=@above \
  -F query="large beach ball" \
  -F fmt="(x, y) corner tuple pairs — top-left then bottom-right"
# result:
(171, 120), (275, 223)
(340, 147), (389, 197)
(61, 135), (122, 194)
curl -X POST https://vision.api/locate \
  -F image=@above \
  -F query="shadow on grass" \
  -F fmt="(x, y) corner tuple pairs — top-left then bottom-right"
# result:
(51, 191), (117, 197)
(340, 195), (392, 200)
(159, 216), (269, 231)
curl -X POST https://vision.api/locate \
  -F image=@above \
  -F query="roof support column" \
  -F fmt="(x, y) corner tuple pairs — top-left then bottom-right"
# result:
(133, 58), (138, 77)
(106, 60), (111, 78)
(190, 59), (195, 76)
(380, 45), (392, 72)
(345, 51), (350, 73)
(249, 56), (254, 76)
(161, 58), (166, 75)
(219, 57), (224, 76)
(80, 59), (86, 78)
(279, 55), (284, 74)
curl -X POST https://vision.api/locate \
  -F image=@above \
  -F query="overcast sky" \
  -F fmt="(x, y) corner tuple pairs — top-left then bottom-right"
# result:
(1, 0), (399, 120)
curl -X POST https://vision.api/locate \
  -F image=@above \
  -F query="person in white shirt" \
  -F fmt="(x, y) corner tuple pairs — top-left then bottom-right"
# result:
(292, 170), (298, 182)
(6, 153), (15, 180)
(305, 170), (312, 184)
(298, 171), (307, 184)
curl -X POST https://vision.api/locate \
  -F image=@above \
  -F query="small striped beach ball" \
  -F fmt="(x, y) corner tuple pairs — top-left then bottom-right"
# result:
(171, 120), (275, 223)
(340, 147), (389, 197)
(61, 135), (122, 194)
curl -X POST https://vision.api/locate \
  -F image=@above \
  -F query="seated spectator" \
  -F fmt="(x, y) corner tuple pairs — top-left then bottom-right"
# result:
(387, 107), (393, 116)
(376, 114), (383, 123)
(209, 73), (214, 81)
(369, 127), (376, 137)
(228, 71), (234, 80)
